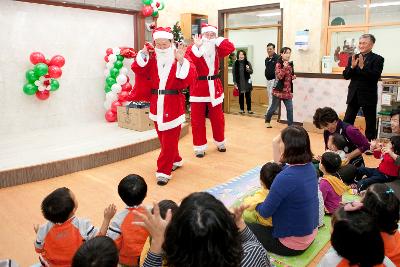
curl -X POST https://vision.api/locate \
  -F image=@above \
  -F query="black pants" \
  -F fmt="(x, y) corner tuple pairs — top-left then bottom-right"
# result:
(239, 91), (251, 111)
(344, 102), (377, 141)
(246, 223), (307, 256)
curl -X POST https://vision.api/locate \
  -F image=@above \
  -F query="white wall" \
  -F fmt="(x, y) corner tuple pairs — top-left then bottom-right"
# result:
(156, 0), (324, 73)
(0, 0), (135, 134)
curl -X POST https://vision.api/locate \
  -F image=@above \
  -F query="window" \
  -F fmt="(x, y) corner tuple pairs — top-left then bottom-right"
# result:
(326, 0), (400, 75)
(226, 9), (281, 28)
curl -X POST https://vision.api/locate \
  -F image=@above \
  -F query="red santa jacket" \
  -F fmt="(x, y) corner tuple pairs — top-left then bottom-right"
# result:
(131, 51), (196, 131)
(186, 37), (234, 107)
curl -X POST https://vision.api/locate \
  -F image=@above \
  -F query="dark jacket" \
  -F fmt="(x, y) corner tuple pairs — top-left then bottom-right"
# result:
(233, 60), (253, 93)
(265, 53), (279, 80)
(342, 52), (384, 106)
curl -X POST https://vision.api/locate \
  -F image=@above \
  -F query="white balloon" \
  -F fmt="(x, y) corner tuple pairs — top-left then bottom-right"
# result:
(104, 100), (112, 110)
(108, 54), (117, 63)
(113, 47), (121, 55)
(106, 91), (117, 102)
(34, 80), (41, 87)
(38, 86), (46, 92)
(39, 76), (46, 82)
(116, 74), (127, 85)
(45, 85), (51, 91)
(120, 67), (128, 75)
(104, 69), (110, 77)
(106, 62), (114, 69)
(111, 83), (122, 93)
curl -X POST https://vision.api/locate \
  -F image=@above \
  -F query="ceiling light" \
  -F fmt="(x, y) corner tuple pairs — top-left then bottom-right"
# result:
(363, 1), (400, 8)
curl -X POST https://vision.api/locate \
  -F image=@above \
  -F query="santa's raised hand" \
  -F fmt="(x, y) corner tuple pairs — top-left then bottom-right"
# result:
(193, 34), (203, 48)
(175, 43), (187, 64)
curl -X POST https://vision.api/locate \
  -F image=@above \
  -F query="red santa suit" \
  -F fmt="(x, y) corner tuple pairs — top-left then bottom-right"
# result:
(131, 27), (196, 185)
(186, 24), (235, 154)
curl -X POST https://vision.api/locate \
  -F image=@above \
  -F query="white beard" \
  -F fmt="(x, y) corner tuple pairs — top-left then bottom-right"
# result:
(202, 38), (216, 60)
(155, 47), (175, 67)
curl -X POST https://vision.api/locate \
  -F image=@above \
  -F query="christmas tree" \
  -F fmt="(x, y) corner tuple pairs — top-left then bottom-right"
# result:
(172, 21), (183, 43)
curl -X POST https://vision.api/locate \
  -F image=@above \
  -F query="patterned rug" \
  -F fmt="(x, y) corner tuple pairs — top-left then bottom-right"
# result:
(206, 166), (335, 267)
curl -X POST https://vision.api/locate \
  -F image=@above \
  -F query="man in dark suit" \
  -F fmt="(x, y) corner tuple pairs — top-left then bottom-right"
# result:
(343, 34), (384, 144)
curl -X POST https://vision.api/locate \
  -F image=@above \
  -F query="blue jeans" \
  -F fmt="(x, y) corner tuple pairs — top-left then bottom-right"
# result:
(265, 95), (293, 126)
(356, 167), (396, 191)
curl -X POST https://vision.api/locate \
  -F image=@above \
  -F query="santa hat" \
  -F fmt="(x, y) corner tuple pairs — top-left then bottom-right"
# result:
(152, 27), (173, 40)
(201, 23), (218, 34)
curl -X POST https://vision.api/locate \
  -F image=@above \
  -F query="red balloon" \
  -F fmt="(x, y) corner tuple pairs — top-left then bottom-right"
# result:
(142, 6), (153, 17)
(43, 80), (50, 86)
(45, 59), (51, 65)
(35, 90), (50, 100)
(106, 48), (113, 55)
(118, 91), (129, 102)
(30, 52), (46, 65)
(49, 55), (65, 67)
(111, 100), (122, 113)
(121, 82), (132, 92)
(48, 65), (62, 78)
(104, 55), (109, 62)
(105, 110), (117, 122)
(44, 74), (51, 78)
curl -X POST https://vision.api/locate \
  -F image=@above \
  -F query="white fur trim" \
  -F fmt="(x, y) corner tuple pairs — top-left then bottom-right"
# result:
(215, 37), (225, 47)
(153, 31), (173, 40)
(149, 112), (157, 121)
(201, 26), (218, 34)
(136, 51), (149, 67)
(190, 96), (211, 102)
(155, 172), (171, 179)
(210, 93), (224, 107)
(193, 144), (207, 152)
(214, 139), (226, 147)
(173, 160), (184, 167)
(191, 45), (204, 58)
(176, 58), (190, 79)
(157, 114), (186, 131)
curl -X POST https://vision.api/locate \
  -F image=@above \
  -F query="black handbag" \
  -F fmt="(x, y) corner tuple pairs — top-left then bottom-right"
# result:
(274, 79), (284, 91)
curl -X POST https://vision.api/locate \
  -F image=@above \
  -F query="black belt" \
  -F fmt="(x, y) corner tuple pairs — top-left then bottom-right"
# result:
(151, 89), (180, 95)
(198, 74), (220, 80)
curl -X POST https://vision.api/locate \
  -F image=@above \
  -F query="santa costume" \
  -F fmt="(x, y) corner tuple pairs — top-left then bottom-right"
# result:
(186, 23), (235, 157)
(131, 27), (196, 185)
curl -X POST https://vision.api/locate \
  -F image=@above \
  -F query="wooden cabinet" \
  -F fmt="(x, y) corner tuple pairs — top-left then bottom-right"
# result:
(180, 13), (208, 41)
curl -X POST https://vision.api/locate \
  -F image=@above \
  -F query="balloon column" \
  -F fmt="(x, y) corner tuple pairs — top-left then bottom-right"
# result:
(103, 47), (137, 122)
(141, 0), (165, 17)
(23, 52), (65, 100)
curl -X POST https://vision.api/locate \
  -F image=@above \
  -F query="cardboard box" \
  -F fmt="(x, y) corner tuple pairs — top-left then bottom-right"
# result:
(303, 121), (324, 134)
(117, 104), (154, 132)
(339, 113), (366, 134)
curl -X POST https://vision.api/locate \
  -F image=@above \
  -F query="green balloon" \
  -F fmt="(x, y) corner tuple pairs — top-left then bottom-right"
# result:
(23, 83), (38, 95)
(105, 84), (112, 93)
(142, 0), (152, 4)
(152, 10), (159, 17)
(106, 76), (116, 86)
(50, 79), (60, 91)
(33, 63), (48, 77)
(116, 55), (124, 61)
(158, 1), (165, 10)
(114, 60), (123, 69)
(110, 68), (120, 78)
(25, 69), (38, 83)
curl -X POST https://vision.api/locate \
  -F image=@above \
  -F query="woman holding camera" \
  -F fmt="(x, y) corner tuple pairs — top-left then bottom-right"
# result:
(265, 47), (296, 128)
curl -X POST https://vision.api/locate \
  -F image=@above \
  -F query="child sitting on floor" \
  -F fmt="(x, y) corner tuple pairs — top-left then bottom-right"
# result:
(319, 204), (395, 266)
(327, 133), (347, 161)
(34, 187), (116, 267)
(139, 199), (179, 267)
(362, 184), (400, 266)
(319, 152), (350, 214)
(106, 174), (149, 267)
(242, 162), (282, 226)
(357, 136), (400, 192)
(72, 236), (119, 267)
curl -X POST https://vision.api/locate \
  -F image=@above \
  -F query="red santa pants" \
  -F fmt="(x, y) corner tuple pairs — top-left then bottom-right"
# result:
(190, 102), (225, 150)
(155, 122), (182, 178)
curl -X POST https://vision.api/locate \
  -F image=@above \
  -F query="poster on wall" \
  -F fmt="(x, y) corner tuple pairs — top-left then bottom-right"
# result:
(295, 30), (309, 50)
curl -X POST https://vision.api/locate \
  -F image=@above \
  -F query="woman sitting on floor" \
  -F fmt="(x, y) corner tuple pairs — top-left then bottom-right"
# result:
(247, 126), (319, 256)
